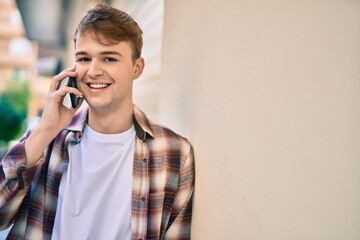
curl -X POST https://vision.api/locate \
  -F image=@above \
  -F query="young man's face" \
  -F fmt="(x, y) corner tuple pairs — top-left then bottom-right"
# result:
(74, 31), (143, 113)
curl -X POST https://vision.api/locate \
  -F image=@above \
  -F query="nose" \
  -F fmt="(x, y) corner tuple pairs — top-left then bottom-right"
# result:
(87, 59), (103, 78)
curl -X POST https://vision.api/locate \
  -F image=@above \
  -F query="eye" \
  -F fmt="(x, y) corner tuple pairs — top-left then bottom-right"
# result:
(103, 57), (117, 62)
(77, 57), (90, 62)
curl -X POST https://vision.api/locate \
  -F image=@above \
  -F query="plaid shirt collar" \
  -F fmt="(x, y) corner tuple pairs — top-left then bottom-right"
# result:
(64, 104), (155, 141)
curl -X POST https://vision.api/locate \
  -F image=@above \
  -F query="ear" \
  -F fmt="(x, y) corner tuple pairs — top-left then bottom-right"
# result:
(133, 57), (145, 79)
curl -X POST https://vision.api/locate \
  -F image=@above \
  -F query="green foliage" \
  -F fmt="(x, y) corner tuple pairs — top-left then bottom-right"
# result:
(0, 79), (30, 143)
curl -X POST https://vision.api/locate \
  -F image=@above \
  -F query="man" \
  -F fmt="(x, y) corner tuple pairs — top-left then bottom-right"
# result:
(0, 4), (195, 240)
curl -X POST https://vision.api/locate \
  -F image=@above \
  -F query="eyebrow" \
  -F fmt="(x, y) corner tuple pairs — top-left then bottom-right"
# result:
(75, 51), (123, 57)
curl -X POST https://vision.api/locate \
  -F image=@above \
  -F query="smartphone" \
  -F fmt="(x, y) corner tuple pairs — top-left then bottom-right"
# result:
(67, 77), (79, 108)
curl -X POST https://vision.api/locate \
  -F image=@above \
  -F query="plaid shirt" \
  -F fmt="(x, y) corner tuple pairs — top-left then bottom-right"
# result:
(0, 105), (195, 240)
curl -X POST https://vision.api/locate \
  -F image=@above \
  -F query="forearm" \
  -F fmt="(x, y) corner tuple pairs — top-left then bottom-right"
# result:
(24, 124), (59, 167)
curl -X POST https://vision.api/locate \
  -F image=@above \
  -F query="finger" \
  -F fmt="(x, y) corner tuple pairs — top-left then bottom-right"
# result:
(63, 86), (83, 97)
(48, 66), (77, 93)
(48, 85), (83, 104)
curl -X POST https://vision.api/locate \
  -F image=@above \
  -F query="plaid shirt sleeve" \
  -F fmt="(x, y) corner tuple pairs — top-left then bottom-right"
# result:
(0, 128), (45, 230)
(164, 145), (195, 240)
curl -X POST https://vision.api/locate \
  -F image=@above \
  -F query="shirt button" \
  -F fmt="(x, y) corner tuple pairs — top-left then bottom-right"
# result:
(141, 197), (146, 202)
(142, 158), (147, 163)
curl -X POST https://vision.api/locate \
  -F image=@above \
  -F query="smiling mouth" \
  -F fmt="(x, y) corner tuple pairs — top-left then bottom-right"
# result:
(88, 83), (110, 89)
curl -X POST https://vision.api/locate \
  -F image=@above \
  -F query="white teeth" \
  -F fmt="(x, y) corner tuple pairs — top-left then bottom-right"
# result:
(89, 83), (108, 89)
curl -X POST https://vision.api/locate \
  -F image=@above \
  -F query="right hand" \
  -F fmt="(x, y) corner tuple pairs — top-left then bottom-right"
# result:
(39, 66), (84, 134)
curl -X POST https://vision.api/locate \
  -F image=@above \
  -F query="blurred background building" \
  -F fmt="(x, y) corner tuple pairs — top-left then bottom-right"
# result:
(0, 0), (36, 91)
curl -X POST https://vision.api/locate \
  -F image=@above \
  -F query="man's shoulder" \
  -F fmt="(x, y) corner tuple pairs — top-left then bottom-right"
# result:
(149, 120), (187, 142)
(147, 120), (192, 155)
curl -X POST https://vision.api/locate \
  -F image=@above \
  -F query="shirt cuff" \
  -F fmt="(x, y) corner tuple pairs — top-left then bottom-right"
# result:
(2, 140), (45, 182)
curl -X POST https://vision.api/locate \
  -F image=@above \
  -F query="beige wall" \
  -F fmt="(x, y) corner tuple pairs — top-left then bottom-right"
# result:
(159, 0), (360, 239)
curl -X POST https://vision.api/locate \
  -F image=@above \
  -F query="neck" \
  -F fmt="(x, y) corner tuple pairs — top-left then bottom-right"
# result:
(87, 103), (134, 134)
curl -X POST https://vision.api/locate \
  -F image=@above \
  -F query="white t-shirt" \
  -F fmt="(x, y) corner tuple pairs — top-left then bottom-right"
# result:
(52, 124), (135, 240)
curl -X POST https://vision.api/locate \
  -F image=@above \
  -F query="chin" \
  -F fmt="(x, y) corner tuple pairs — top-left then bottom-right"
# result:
(87, 101), (111, 112)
